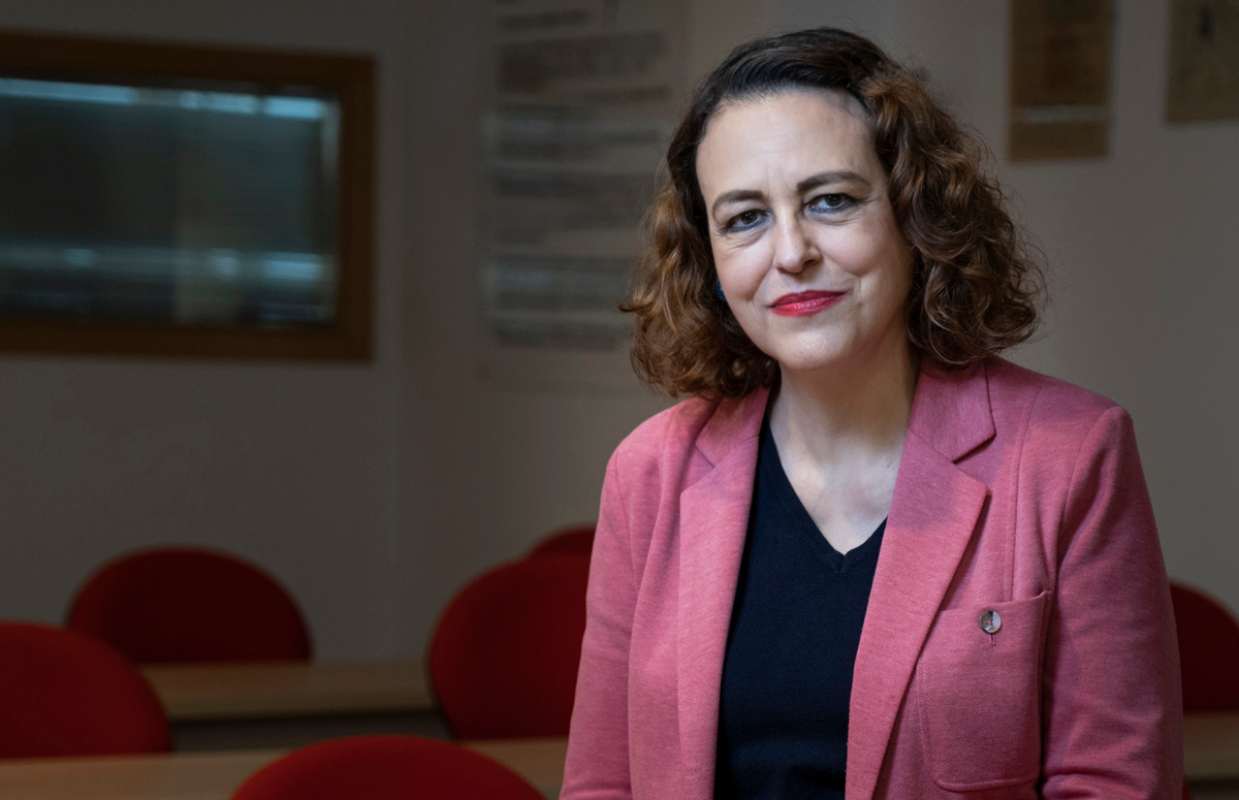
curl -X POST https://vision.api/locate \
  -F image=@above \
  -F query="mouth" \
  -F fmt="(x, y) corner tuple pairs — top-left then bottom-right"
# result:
(770, 290), (847, 317)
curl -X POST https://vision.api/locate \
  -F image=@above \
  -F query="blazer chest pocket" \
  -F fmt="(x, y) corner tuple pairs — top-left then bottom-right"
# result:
(914, 591), (1049, 792)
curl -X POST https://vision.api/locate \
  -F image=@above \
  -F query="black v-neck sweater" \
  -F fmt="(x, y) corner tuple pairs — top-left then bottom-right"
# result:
(714, 415), (886, 800)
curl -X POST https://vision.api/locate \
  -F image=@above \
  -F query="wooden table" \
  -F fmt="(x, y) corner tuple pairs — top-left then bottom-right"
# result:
(141, 660), (435, 721)
(141, 660), (447, 750)
(0, 738), (567, 800)
(37, 661), (1236, 796)
(1185, 711), (1239, 781)
(0, 715), (1234, 798)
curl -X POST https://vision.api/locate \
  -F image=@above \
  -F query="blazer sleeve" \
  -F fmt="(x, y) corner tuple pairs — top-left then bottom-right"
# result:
(1040, 406), (1184, 798)
(560, 449), (638, 799)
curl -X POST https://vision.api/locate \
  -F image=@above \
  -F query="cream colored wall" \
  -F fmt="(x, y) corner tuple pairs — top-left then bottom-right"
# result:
(0, 0), (412, 659)
(2, 0), (1233, 664)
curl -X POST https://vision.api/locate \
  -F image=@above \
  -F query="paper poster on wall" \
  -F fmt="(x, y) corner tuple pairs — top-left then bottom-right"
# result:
(481, 0), (684, 361)
(1008, 0), (1115, 160)
(1167, 0), (1239, 122)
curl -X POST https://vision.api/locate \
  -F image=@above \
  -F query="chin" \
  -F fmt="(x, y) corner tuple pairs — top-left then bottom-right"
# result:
(769, 342), (854, 374)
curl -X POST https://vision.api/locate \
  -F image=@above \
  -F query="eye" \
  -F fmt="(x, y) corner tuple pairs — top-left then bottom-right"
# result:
(807, 193), (857, 214)
(722, 208), (767, 233)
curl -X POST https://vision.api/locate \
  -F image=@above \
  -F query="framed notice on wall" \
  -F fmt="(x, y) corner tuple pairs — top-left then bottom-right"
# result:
(1008, 0), (1115, 161)
(482, 0), (684, 348)
(1166, 0), (1239, 122)
(0, 30), (374, 360)
(473, 0), (688, 391)
(478, 0), (686, 390)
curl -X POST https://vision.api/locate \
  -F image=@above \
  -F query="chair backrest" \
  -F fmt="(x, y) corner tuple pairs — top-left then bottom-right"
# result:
(1170, 581), (1239, 711)
(66, 546), (312, 663)
(428, 554), (589, 738)
(231, 735), (545, 800)
(527, 524), (595, 559)
(0, 621), (170, 758)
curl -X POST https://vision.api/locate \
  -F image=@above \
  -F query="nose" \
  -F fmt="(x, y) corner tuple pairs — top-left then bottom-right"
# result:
(771, 215), (820, 274)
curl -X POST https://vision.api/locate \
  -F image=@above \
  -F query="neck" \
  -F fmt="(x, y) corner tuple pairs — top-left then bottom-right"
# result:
(770, 333), (919, 468)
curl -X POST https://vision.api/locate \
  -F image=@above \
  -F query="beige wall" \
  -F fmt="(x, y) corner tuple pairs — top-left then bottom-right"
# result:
(1, 0), (1234, 663)
(0, 0), (412, 659)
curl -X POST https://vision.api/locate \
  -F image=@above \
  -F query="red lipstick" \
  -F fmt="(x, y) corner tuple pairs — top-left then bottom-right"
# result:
(770, 290), (846, 317)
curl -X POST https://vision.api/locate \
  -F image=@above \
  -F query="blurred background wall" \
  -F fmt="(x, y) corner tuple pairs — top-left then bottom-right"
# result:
(0, 0), (1233, 660)
(0, 0), (414, 659)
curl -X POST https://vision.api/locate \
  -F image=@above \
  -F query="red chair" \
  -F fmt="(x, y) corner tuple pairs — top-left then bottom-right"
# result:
(66, 546), (311, 664)
(231, 735), (544, 800)
(429, 554), (589, 738)
(0, 621), (170, 758)
(528, 524), (595, 559)
(1170, 581), (1239, 711)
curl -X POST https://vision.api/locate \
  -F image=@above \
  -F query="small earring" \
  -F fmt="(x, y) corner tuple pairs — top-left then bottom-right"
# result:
(713, 280), (726, 301)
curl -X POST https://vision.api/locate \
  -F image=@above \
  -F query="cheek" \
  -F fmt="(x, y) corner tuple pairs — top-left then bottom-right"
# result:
(826, 228), (913, 301)
(823, 222), (898, 276)
(713, 243), (768, 295)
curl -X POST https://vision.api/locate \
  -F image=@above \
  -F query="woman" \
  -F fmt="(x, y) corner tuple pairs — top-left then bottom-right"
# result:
(561, 27), (1182, 799)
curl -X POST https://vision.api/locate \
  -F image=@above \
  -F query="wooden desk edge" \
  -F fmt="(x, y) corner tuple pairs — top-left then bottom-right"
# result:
(161, 693), (437, 721)
(1184, 711), (1239, 781)
(0, 738), (568, 797)
(142, 660), (437, 721)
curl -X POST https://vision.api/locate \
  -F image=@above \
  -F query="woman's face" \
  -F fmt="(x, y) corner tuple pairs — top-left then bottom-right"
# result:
(695, 89), (914, 375)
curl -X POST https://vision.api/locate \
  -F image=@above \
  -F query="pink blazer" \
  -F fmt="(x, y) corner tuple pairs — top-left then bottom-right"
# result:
(561, 357), (1183, 799)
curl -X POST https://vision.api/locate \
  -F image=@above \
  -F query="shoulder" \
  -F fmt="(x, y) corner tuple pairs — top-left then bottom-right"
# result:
(982, 357), (1141, 483)
(606, 394), (721, 486)
(985, 356), (1130, 435)
(593, 395), (731, 565)
(602, 387), (765, 504)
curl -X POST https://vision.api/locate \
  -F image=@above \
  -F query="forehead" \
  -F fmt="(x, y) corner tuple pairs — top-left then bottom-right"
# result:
(695, 88), (880, 194)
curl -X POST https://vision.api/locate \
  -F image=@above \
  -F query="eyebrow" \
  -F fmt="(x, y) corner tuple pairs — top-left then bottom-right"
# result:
(709, 170), (873, 219)
(797, 170), (871, 194)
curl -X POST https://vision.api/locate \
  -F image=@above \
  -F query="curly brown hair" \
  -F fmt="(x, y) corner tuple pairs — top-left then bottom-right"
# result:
(623, 27), (1044, 398)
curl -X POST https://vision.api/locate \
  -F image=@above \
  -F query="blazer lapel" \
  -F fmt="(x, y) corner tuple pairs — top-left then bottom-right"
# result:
(676, 389), (768, 797)
(845, 361), (995, 799)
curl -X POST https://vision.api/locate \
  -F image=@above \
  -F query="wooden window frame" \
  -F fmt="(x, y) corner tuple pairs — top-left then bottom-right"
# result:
(0, 29), (374, 361)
